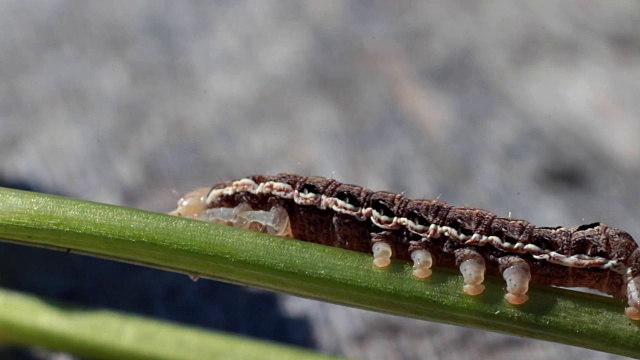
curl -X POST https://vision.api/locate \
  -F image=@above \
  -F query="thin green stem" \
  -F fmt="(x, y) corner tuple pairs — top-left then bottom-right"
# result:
(0, 287), (338, 360)
(0, 187), (638, 358)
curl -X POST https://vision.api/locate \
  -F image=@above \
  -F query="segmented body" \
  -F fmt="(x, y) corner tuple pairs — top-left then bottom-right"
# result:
(170, 173), (640, 319)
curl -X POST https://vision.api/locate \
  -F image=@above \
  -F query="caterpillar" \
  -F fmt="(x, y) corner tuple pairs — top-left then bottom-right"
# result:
(169, 173), (640, 320)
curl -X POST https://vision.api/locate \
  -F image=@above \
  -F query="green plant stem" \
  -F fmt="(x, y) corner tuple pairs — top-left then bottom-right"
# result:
(0, 187), (639, 358)
(0, 286), (337, 360)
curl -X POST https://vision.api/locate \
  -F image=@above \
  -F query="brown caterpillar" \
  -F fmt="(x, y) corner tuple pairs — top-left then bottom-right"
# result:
(170, 173), (640, 320)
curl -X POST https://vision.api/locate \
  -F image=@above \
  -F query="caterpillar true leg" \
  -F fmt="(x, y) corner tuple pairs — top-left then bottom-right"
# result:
(234, 205), (293, 237)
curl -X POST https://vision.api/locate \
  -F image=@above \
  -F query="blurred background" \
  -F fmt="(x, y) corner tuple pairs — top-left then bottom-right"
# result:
(1, 1), (640, 359)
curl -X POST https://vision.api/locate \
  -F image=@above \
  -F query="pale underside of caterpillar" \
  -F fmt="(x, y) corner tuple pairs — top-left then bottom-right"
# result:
(170, 173), (640, 320)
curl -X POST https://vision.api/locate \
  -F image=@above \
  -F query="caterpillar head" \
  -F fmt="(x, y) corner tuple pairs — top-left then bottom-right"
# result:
(169, 187), (210, 218)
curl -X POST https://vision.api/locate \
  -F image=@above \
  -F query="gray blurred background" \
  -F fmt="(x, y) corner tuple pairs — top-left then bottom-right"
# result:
(1, 1), (639, 359)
